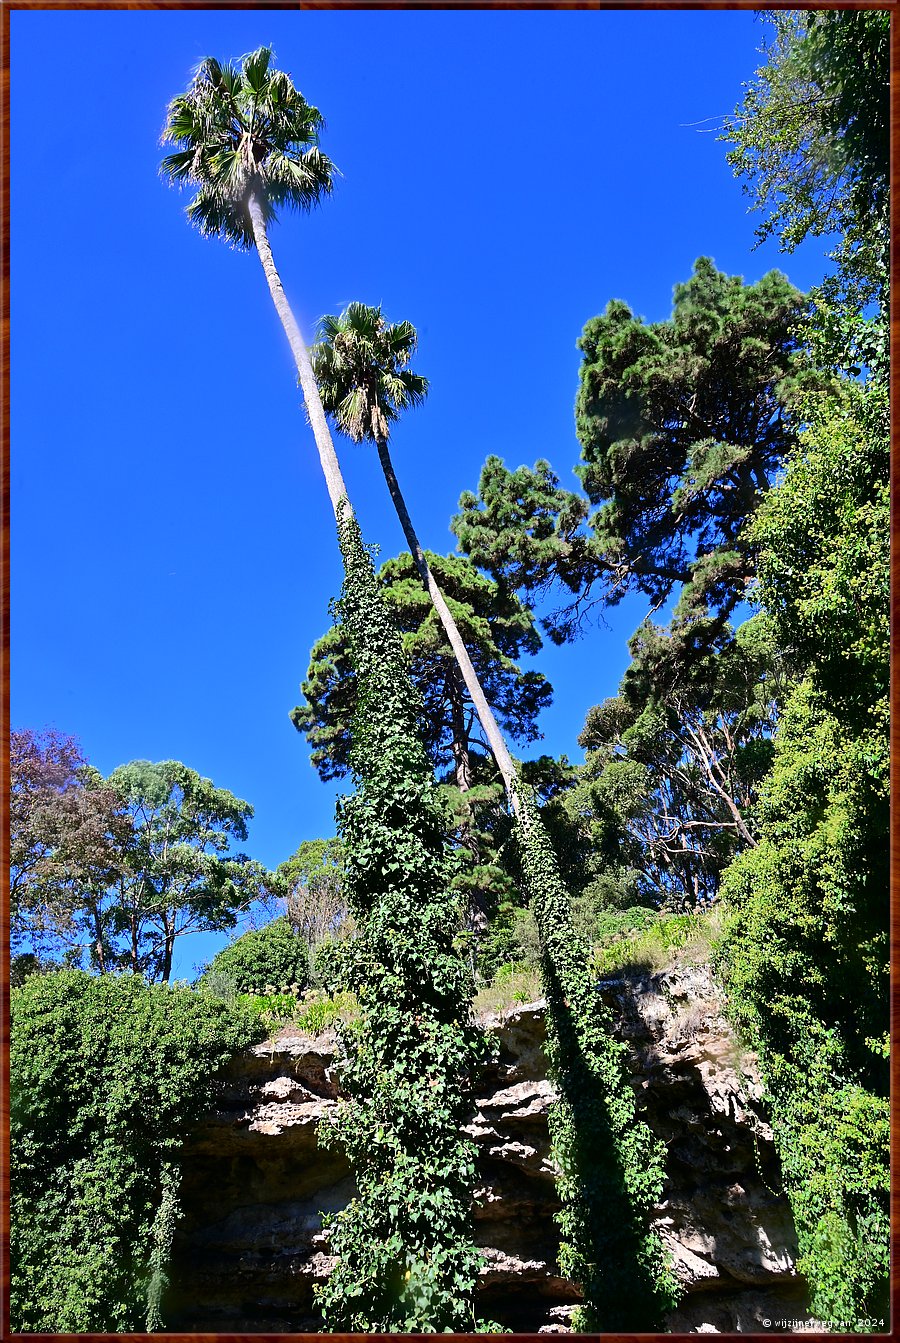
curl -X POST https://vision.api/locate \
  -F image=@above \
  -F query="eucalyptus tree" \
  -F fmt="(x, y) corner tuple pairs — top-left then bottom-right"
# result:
(160, 46), (351, 519)
(312, 302), (521, 805)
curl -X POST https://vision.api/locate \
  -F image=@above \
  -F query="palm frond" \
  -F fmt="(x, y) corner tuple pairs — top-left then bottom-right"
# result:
(240, 46), (274, 95)
(161, 48), (336, 247)
(311, 302), (429, 443)
(186, 188), (255, 249)
(159, 147), (196, 184)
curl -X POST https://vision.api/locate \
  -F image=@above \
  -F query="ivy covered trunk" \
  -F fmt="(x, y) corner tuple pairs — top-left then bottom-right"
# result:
(514, 784), (680, 1331)
(315, 512), (491, 1333)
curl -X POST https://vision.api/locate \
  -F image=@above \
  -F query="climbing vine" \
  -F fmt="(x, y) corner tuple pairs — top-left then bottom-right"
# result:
(314, 511), (493, 1333)
(515, 783), (680, 1330)
(10, 970), (264, 1332)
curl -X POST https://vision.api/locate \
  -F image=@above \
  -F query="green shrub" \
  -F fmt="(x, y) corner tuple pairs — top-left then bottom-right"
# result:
(199, 917), (309, 997)
(475, 913), (520, 983)
(593, 912), (710, 976)
(589, 904), (660, 948)
(714, 372), (889, 1325)
(474, 963), (543, 1016)
(11, 970), (263, 1332)
(296, 991), (358, 1035)
(236, 990), (300, 1022)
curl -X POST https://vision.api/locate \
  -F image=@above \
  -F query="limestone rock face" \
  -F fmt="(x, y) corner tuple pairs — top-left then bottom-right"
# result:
(165, 963), (810, 1333)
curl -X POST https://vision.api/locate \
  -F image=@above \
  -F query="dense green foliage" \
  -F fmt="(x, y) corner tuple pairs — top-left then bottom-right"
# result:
(712, 11), (889, 1325)
(11, 971), (264, 1332)
(722, 10), (888, 306)
(104, 759), (272, 981)
(293, 548), (554, 961)
(454, 259), (804, 642)
(293, 550), (551, 786)
(514, 785), (679, 1330)
(278, 837), (349, 956)
(717, 378), (889, 1326)
(314, 513), (490, 1332)
(565, 612), (777, 909)
(454, 259), (806, 916)
(199, 917), (310, 996)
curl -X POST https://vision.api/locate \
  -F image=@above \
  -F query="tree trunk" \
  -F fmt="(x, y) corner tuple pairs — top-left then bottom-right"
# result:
(162, 919), (174, 983)
(447, 667), (474, 794)
(246, 190), (521, 815)
(375, 437), (521, 814)
(246, 192), (352, 522)
(90, 898), (106, 975)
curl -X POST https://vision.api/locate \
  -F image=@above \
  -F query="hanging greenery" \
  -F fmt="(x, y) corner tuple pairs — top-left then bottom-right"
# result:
(10, 970), (264, 1332)
(716, 375), (889, 1328)
(314, 510), (494, 1333)
(514, 782), (680, 1330)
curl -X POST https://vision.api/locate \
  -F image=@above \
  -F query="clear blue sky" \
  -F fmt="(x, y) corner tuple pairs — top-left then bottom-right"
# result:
(11, 8), (831, 978)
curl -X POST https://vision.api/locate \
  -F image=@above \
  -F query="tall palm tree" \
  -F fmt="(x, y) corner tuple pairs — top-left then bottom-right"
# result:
(160, 47), (349, 518)
(312, 302), (521, 806)
(161, 57), (489, 1331)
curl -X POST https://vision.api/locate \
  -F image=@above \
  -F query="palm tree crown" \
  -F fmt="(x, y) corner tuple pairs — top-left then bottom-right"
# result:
(160, 46), (336, 248)
(313, 303), (429, 444)
(312, 301), (521, 803)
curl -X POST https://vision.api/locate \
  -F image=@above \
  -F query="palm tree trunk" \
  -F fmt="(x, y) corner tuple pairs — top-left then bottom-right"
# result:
(375, 436), (521, 812)
(246, 192), (351, 521)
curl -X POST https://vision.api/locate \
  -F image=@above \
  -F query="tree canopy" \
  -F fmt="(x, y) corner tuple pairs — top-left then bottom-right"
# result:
(11, 742), (274, 983)
(312, 302), (429, 448)
(717, 374), (889, 1322)
(105, 759), (273, 982)
(278, 837), (348, 952)
(10, 730), (130, 967)
(160, 45), (335, 248)
(722, 9), (888, 305)
(567, 613), (776, 911)
(292, 549), (551, 788)
(712, 11), (889, 1319)
(454, 258), (805, 643)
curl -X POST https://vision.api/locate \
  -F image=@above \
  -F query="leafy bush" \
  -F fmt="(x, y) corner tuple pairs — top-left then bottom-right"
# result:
(474, 963), (543, 1016)
(231, 988), (359, 1037)
(716, 374), (889, 1326)
(593, 911), (711, 976)
(510, 906), (541, 965)
(296, 990), (358, 1035)
(584, 903), (659, 948)
(236, 990), (300, 1022)
(11, 970), (264, 1331)
(475, 908), (522, 983)
(199, 917), (309, 997)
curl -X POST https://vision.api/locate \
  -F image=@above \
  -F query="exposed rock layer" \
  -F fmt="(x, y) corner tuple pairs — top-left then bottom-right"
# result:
(166, 961), (810, 1333)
